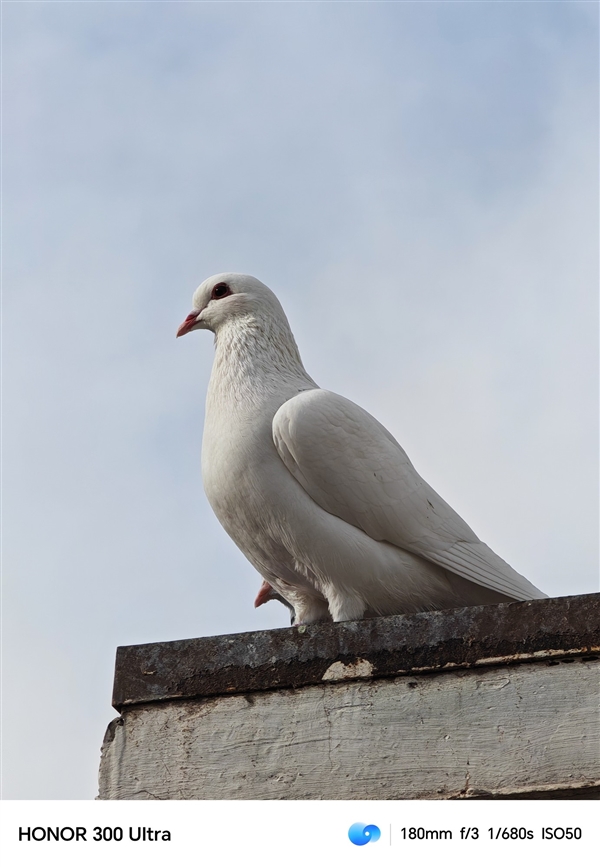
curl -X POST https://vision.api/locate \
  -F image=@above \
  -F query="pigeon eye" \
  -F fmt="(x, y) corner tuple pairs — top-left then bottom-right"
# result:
(211, 282), (231, 300)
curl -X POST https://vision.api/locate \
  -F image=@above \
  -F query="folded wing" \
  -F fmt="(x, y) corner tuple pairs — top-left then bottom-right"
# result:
(272, 389), (545, 601)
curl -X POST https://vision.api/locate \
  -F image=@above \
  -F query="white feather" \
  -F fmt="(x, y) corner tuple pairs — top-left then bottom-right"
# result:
(181, 272), (546, 623)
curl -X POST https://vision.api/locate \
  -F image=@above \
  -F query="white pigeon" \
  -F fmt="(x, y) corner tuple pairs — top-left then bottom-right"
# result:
(177, 273), (546, 624)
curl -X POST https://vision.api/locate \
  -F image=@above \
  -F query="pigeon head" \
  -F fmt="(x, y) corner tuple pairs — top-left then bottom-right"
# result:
(176, 273), (286, 337)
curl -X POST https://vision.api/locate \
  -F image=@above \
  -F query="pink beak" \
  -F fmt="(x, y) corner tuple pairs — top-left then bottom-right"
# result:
(176, 311), (200, 338)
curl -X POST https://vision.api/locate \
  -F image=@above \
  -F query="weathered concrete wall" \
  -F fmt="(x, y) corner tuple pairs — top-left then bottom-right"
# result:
(98, 594), (600, 800)
(100, 657), (598, 800)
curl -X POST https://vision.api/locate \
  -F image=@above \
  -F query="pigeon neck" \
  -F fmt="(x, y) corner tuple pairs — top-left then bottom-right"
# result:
(211, 316), (317, 400)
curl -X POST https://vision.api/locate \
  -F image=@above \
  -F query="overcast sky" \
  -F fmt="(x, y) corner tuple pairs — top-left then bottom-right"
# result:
(3, 1), (598, 799)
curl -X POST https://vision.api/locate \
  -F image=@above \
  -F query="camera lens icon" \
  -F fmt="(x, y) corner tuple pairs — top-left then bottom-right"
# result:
(348, 823), (381, 846)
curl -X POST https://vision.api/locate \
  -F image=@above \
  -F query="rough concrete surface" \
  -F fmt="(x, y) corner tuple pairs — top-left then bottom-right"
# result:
(112, 594), (599, 709)
(100, 594), (600, 800)
(99, 656), (599, 800)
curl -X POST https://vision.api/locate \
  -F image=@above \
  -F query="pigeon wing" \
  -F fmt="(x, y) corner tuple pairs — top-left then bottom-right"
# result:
(272, 388), (544, 600)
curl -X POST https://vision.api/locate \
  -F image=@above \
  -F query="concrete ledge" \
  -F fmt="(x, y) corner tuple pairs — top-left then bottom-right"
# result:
(100, 594), (600, 800)
(112, 594), (599, 709)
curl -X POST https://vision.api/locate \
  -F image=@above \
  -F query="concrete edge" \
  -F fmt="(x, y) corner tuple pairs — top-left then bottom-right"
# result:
(112, 593), (600, 709)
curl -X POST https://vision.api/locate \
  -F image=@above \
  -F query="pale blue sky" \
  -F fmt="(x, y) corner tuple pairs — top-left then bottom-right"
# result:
(3, 1), (598, 798)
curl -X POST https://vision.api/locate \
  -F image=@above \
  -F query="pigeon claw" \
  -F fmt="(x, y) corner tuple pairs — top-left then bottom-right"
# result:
(254, 580), (276, 608)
